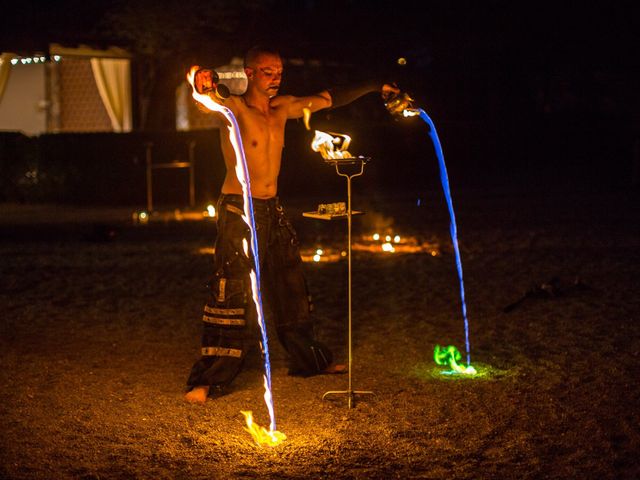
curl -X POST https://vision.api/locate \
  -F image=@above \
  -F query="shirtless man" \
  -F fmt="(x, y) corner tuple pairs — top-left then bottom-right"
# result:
(185, 46), (398, 403)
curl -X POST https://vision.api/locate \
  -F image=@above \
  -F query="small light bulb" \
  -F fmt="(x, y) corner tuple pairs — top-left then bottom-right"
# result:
(393, 235), (401, 243)
(313, 254), (321, 262)
(373, 233), (380, 241)
(316, 248), (323, 255)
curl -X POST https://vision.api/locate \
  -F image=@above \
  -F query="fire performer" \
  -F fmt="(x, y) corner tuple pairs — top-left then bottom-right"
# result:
(185, 46), (398, 403)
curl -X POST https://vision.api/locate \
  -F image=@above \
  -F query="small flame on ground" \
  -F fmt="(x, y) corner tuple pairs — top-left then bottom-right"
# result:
(300, 246), (342, 263)
(434, 345), (476, 375)
(356, 233), (436, 254)
(206, 204), (216, 217)
(381, 242), (395, 252)
(241, 411), (287, 447)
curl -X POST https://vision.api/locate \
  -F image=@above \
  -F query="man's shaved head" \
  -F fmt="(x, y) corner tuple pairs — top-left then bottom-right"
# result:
(244, 45), (281, 68)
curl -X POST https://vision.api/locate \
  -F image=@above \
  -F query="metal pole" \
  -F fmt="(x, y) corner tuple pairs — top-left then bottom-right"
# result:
(145, 142), (153, 212)
(188, 140), (196, 208)
(347, 173), (353, 405)
(322, 158), (373, 408)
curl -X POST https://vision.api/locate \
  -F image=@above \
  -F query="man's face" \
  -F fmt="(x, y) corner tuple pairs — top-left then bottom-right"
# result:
(245, 53), (283, 98)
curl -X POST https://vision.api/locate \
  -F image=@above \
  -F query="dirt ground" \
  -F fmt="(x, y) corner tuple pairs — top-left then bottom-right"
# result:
(1, 188), (639, 479)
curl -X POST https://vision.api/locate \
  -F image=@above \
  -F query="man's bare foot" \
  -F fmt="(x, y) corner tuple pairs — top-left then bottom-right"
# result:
(322, 363), (348, 374)
(184, 386), (209, 404)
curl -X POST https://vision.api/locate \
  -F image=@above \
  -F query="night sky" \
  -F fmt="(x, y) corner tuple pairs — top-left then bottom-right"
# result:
(2, 0), (638, 191)
(3, 1), (637, 72)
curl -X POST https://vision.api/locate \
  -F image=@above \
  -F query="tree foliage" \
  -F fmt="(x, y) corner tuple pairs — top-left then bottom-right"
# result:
(99, 0), (274, 129)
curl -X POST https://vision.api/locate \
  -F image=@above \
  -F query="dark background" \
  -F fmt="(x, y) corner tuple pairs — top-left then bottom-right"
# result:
(1, 0), (638, 205)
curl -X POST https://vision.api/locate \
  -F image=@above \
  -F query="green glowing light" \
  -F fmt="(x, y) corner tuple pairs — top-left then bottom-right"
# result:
(434, 345), (477, 375)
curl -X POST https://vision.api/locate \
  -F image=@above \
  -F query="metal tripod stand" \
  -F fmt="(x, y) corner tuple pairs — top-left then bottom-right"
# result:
(321, 156), (374, 408)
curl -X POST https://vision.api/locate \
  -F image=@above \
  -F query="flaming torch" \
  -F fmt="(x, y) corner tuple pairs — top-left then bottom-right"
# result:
(187, 67), (285, 446)
(311, 130), (354, 160)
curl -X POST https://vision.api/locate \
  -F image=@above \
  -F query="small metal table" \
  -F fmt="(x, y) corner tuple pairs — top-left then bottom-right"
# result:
(304, 156), (374, 408)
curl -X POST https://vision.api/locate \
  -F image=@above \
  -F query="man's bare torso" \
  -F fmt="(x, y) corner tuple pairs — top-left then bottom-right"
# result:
(219, 95), (289, 199)
(209, 51), (331, 199)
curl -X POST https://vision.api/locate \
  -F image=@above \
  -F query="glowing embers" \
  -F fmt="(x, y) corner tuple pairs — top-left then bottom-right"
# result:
(434, 345), (476, 375)
(241, 411), (286, 447)
(352, 233), (440, 256)
(300, 247), (347, 263)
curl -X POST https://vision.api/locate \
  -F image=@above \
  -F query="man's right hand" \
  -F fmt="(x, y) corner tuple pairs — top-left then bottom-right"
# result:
(194, 68), (231, 101)
(194, 68), (216, 95)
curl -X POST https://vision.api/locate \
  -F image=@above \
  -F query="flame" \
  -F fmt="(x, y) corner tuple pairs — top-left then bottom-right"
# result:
(187, 65), (281, 439)
(302, 106), (312, 130)
(300, 247), (342, 263)
(381, 242), (395, 252)
(240, 376), (286, 447)
(434, 345), (476, 375)
(403, 108), (420, 117)
(354, 233), (438, 255)
(311, 130), (354, 160)
(241, 410), (287, 447)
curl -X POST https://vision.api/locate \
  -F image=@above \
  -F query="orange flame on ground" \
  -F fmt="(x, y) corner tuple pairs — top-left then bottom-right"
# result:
(241, 410), (287, 447)
(311, 130), (354, 160)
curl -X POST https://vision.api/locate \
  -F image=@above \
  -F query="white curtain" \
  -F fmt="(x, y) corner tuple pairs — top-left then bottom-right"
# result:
(0, 53), (15, 105)
(90, 58), (132, 132)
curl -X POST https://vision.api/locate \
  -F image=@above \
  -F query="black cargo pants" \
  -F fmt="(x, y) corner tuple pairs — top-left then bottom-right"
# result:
(186, 194), (333, 391)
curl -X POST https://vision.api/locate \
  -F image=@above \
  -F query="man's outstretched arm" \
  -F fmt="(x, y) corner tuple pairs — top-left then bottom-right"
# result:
(282, 81), (400, 119)
(328, 80), (400, 109)
(282, 92), (332, 119)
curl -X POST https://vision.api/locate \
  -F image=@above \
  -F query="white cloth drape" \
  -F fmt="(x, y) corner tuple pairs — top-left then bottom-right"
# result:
(90, 58), (132, 132)
(0, 53), (15, 105)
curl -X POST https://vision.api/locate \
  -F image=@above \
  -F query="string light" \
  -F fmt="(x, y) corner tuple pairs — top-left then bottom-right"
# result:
(10, 55), (60, 66)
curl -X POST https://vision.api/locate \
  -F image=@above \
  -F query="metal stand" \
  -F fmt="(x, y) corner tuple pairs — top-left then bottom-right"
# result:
(145, 140), (196, 212)
(321, 157), (374, 408)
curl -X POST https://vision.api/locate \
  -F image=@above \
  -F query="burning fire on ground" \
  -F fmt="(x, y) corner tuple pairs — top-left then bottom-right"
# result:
(434, 344), (476, 375)
(300, 247), (346, 263)
(353, 233), (441, 256)
(241, 411), (287, 447)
